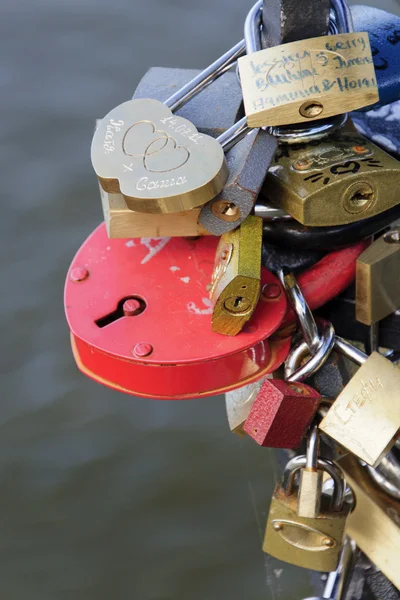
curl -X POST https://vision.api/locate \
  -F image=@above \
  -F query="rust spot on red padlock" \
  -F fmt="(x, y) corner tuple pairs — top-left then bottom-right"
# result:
(243, 379), (321, 448)
(65, 224), (289, 399)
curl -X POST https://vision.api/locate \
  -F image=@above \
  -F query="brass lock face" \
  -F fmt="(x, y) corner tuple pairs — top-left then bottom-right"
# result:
(99, 186), (210, 239)
(356, 229), (400, 325)
(320, 352), (400, 467)
(210, 215), (263, 336)
(92, 99), (228, 214)
(238, 33), (378, 128)
(263, 131), (400, 226)
(263, 483), (350, 571)
(340, 454), (400, 591)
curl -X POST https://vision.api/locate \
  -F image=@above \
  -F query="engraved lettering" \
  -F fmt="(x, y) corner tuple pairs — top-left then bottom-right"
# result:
(103, 118), (124, 154)
(334, 376), (384, 425)
(159, 117), (203, 144)
(136, 176), (187, 192)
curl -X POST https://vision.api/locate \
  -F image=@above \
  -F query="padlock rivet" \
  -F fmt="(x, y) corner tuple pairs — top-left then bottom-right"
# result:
(299, 100), (324, 119)
(123, 299), (142, 316)
(133, 343), (153, 358)
(262, 283), (281, 300)
(211, 200), (241, 222)
(70, 266), (89, 282)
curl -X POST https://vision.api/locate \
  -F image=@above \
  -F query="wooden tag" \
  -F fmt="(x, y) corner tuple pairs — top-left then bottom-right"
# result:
(238, 33), (379, 127)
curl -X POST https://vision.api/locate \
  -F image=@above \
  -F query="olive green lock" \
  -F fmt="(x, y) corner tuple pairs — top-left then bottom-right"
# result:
(263, 455), (351, 572)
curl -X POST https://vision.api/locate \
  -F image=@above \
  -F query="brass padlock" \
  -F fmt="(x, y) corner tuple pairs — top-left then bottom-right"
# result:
(262, 131), (400, 226)
(340, 454), (400, 591)
(320, 340), (400, 467)
(210, 215), (263, 336)
(356, 229), (400, 325)
(263, 454), (351, 571)
(238, 32), (378, 128)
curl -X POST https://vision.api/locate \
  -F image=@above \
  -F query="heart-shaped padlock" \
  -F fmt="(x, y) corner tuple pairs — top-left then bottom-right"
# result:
(92, 99), (228, 214)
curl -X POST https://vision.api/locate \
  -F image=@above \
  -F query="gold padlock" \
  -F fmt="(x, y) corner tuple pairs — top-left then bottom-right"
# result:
(263, 454), (351, 571)
(340, 454), (400, 591)
(262, 131), (400, 226)
(238, 32), (378, 128)
(320, 342), (400, 468)
(210, 215), (263, 336)
(100, 186), (209, 239)
(356, 229), (400, 325)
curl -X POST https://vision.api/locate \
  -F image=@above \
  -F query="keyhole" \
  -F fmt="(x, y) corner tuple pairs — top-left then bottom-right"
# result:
(234, 296), (243, 308)
(96, 296), (146, 328)
(343, 182), (375, 214)
(349, 188), (374, 209)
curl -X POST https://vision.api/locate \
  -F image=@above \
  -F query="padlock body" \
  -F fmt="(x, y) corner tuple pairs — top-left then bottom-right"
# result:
(243, 379), (321, 448)
(263, 484), (349, 571)
(238, 33), (378, 128)
(92, 98), (228, 214)
(356, 230), (400, 325)
(210, 216), (263, 336)
(320, 352), (400, 466)
(264, 132), (400, 226)
(65, 225), (289, 399)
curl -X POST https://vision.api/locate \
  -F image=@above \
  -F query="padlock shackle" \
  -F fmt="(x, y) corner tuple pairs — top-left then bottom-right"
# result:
(282, 455), (346, 512)
(330, 0), (354, 35)
(244, 0), (262, 54)
(306, 425), (320, 471)
(285, 319), (336, 383)
(279, 270), (320, 354)
(334, 336), (367, 366)
(165, 39), (246, 112)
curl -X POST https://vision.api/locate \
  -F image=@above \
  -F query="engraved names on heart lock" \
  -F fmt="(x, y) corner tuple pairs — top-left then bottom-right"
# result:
(92, 98), (228, 214)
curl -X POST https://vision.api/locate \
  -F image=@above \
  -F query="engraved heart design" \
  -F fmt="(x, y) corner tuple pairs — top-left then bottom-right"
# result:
(123, 121), (168, 157)
(144, 136), (190, 173)
(92, 98), (228, 213)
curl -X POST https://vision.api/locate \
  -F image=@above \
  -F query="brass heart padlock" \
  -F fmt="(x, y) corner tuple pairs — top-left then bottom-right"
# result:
(92, 98), (228, 214)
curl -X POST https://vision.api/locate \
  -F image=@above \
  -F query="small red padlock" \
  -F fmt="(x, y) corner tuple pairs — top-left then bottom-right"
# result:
(243, 379), (321, 448)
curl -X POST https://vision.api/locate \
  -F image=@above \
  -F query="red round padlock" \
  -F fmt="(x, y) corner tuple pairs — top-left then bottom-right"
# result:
(65, 225), (289, 399)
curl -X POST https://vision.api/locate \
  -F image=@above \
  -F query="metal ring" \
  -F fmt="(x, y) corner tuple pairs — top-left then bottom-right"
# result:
(270, 113), (348, 144)
(285, 319), (336, 382)
(279, 270), (320, 353)
(366, 453), (400, 501)
(282, 455), (345, 512)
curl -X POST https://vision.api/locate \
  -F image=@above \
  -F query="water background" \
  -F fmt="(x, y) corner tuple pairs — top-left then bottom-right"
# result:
(1, 1), (399, 598)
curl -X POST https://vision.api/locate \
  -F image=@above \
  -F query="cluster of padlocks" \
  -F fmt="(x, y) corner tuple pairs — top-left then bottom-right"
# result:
(64, 0), (400, 596)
